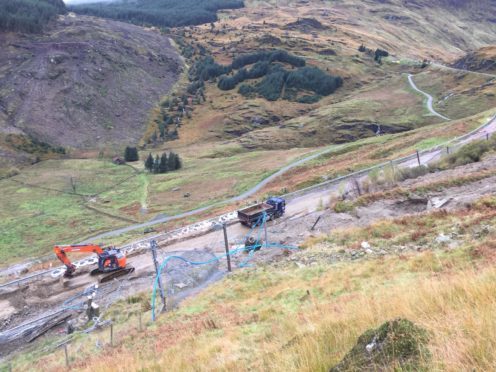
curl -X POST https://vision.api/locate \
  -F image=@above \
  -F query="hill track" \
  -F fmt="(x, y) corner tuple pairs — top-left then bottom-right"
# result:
(407, 74), (450, 120)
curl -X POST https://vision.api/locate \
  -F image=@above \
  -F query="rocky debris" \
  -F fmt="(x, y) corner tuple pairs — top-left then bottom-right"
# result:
(330, 319), (430, 371)
(452, 46), (496, 74)
(435, 233), (451, 245)
(428, 197), (453, 209)
(164, 250), (220, 297)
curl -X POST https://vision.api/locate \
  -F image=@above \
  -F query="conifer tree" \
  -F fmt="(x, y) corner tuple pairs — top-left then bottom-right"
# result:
(145, 153), (154, 171)
(174, 153), (182, 170)
(124, 146), (139, 161)
(168, 152), (176, 170)
(159, 152), (168, 173)
(153, 155), (160, 174)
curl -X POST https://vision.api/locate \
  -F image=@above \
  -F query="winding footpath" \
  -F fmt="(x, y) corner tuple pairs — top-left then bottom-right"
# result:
(407, 74), (450, 121)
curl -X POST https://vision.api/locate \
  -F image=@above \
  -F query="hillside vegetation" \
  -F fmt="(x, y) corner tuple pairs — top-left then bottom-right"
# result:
(10, 181), (496, 370)
(70, 0), (244, 28)
(0, 0), (65, 33)
(453, 46), (496, 73)
(190, 50), (343, 102)
(0, 14), (182, 171)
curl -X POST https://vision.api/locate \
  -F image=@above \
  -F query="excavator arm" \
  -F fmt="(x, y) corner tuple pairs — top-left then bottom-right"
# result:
(54, 244), (105, 277)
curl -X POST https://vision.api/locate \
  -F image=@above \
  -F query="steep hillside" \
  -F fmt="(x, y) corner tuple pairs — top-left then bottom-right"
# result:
(154, 0), (496, 152)
(6, 143), (496, 371)
(453, 46), (496, 73)
(0, 14), (182, 170)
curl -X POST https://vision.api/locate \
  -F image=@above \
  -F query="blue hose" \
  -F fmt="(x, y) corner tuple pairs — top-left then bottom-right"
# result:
(150, 212), (298, 321)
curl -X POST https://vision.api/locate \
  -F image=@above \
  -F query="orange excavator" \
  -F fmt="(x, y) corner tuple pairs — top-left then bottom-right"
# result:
(54, 244), (135, 283)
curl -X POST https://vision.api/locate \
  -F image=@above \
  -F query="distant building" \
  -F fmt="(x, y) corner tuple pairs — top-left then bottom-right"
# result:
(113, 156), (125, 165)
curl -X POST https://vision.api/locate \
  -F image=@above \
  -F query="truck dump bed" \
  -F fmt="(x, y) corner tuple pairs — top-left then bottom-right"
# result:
(237, 202), (273, 226)
(238, 203), (272, 216)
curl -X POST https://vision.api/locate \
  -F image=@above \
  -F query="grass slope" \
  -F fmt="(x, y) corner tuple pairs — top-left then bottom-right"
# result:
(9, 193), (496, 371)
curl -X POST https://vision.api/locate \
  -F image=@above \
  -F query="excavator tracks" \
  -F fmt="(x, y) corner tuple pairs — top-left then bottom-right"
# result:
(90, 267), (135, 283)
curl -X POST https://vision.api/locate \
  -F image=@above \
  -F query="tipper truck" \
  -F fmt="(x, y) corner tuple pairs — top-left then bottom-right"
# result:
(237, 197), (286, 227)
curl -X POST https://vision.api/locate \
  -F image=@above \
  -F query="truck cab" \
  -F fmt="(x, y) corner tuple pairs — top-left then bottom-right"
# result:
(266, 197), (286, 218)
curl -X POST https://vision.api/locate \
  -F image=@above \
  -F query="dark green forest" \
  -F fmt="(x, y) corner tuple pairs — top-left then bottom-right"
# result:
(0, 0), (65, 33)
(70, 0), (244, 28)
(189, 49), (343, 102)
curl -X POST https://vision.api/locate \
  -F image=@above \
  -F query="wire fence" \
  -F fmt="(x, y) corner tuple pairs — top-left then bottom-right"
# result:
(283, 115), (495, 201)
(1, 116), (494, 370)
(0, 275), (134, 369)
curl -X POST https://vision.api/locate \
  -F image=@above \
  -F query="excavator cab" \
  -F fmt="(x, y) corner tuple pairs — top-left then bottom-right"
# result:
(97, 248), (127, 273)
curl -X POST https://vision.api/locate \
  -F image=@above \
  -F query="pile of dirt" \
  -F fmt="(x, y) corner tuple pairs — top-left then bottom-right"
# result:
(0, 14), (182, 167)
(330, 319), (430, 371)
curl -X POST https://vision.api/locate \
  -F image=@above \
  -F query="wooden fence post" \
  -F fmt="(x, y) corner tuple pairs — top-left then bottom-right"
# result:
(222, 224), (232, 272)
(110, 323), (114, 347)
(64, 344), (69, 367)
(150, 240), (166, 313)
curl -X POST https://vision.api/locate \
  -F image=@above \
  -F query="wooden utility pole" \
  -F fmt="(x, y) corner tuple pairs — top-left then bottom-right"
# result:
(416, 150), (421, 166)
(222, 224), (232, 272)
(150, 240), (166, 313)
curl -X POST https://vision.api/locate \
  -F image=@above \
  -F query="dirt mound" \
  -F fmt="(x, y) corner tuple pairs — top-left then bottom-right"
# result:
(0, 14), (182, 166)
(330, 318), (430, 371)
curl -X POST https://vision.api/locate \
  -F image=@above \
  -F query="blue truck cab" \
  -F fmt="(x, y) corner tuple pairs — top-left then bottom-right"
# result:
(266, 197), (286, 218)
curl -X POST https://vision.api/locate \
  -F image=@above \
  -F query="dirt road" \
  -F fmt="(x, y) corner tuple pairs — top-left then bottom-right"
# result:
(84, 71), (491, 242)
(407, 74), (450, 120)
